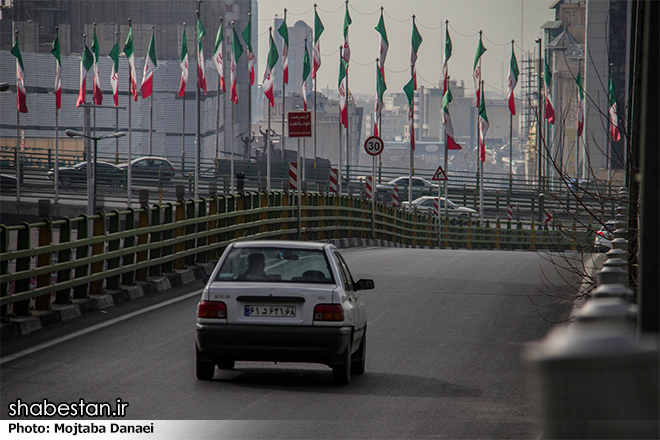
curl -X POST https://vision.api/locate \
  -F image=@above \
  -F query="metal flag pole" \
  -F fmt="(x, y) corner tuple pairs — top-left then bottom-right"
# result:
(127, 18), (133, 207)
(149, 25), (155, 156)
(345, 58), (350, 185)
(338, 46), (343, 195)
(480, 80), (485, 220)
(297, 137), (302, 240)
(93, 23), (97, 141)
(215, 19), (222, 177)
(230, 20), (235, 193)
(195, 4), (202, 200)
(182, 22), (186, 177)
(115, 25), (121, 165)
(54, 26), (60, 203)
(281, 9), (288, 167)
(509, 40), (514, 195)
(14, 28), (21, 203)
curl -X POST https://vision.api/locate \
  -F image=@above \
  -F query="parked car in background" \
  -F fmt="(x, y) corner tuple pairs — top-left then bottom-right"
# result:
(195, 240), (374, 385)
(47, 161), (125, 187)
(594, 220), (617, 252)
(376, 176), (439, 197)
(118, 156), (176, 181)
(402, 196), (477, 219)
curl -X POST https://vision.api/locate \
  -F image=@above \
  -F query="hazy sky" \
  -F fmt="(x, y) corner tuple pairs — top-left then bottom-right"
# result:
(257, 0), (556, 99)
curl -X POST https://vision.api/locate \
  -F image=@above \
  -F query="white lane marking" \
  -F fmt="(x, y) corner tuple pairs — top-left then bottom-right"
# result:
(0, 289), (203, 365)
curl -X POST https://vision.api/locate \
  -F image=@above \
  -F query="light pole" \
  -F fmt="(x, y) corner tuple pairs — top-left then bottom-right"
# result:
(65, 129), (126, 215)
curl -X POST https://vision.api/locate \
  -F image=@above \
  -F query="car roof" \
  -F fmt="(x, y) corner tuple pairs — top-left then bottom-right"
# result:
(231, 240), (334, 251)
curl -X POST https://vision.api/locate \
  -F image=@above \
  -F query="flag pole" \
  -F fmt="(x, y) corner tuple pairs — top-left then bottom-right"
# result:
(509, 41), (514, 195)
(480, 80), (485, 220)
(345, 58), (350, 185)
(115, 25), (121, 165)
(215, 19), (221, 177)
(54, 26), (60, 203)
(93, 23), (97, 140)
(230, 20), (235, 193)
(195, 3), (202, 200)
(281, 9), (287, 167)
(127, 19), (133, 207)
(338, 45), (343, 195)
(267, 28), (273, 192)
(182, 22), (186, 177)
(14, 28), (21, 203)
(149, 25), (155, 156)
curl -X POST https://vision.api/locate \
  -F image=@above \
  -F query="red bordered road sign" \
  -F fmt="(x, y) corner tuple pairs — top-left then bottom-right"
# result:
(431, 165), (448, 181)
(364, 136), (384, 156)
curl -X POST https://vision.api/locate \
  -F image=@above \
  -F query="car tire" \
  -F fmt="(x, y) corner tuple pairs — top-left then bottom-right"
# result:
(110, 179), (122, 188)
(332, 341), (352, 385)
(196, 348), (215, 381)
(351, 329), (366, 375)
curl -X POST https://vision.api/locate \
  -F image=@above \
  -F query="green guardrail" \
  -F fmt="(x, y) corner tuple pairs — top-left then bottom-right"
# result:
(0, 191), (593, 316)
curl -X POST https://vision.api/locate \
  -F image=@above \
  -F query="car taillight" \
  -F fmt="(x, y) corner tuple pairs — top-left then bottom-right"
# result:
(314, 304), (343, 321)
(198, 301), (226, 319)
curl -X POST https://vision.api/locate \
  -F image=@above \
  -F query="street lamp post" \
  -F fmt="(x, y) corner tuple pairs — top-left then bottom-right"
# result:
(65, 129), (126, 215)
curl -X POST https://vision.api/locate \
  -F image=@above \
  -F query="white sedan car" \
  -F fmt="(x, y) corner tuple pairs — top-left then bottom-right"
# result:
(402, 196), (477, 219)
(196, 240), (374, 385)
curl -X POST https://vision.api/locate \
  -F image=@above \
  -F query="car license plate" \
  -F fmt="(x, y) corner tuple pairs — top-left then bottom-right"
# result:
(244, 305), (296, 317)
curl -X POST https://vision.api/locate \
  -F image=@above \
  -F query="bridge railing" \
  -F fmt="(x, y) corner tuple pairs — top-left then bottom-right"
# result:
(0, 191), (593, 317)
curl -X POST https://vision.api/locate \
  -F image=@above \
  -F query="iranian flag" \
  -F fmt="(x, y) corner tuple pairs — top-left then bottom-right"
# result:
(473, 32), (487, 107)
(231, 24), (244, 104)
(442, 86), (462, 150)
(11, 38), (27, 113)
(197, 17), (207, 94)
(213, 20), (225, 93)
(410, 17), (422, 90)
(51, 33), (62, 109)
(242, 17), (256, 86)
(343, 3), (351, 63)
(262, 32), (279, 107)
(373, 65), (386, 136)
(109, 41), (119, 106)
(478, 85), (489, 162)
(92, 29), (103, 105)
(76, 44), (94, 108)
(178, 27), (189, 97)
(338, 53), (348, 128)
(124, 26), (138, 101)
(141, 30), (157, 99)
(404, 77), (415, 150)
(576, 71), (584, 137)
(375, 9), (388, 78)
(507, 45), (519, 115)
(302, 43), (310, 111)
(313, 7), (324, 79)
(442, 26), (452, 94)
(609, 76), (621, 142)
(278, 17), (289, 85)
(544, 60), (555, 124)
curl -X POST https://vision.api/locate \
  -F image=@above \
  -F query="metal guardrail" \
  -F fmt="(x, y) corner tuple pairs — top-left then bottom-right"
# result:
(0, 191), (593, 317)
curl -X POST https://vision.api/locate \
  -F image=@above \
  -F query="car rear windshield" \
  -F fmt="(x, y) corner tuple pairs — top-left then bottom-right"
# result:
(215, 247), (335, 284)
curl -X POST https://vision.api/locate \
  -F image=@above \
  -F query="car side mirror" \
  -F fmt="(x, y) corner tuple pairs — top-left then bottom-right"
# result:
(355, 279), (375, 291)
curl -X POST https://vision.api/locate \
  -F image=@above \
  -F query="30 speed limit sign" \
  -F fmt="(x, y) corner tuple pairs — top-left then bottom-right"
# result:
(364, 136), (384, 156)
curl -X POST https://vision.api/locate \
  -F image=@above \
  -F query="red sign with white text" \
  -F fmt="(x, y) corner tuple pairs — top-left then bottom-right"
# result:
(288, 111), (312, 138)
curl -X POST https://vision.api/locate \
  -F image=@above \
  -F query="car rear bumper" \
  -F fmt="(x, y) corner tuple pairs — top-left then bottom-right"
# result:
(196, 323), (351, 365)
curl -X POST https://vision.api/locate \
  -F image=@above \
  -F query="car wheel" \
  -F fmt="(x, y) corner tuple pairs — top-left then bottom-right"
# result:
(351, 329), (366, 375)
(110, 179), (122, 188)
(217, 359), (235, 370)
(459, 213), (469, 219)
(196, 348), (215, 381)
(332, 341), (352, 385)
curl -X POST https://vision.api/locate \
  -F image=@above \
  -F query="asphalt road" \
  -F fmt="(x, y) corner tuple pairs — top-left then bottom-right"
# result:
(1, 247), (575, 439)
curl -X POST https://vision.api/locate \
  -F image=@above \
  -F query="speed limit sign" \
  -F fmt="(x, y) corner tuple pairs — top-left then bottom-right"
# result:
(364, 135), (384, 156)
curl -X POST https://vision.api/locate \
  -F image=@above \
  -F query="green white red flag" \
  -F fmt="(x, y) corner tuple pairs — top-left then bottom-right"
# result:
(478, 85), (489, 162)
(404, 77), (415, 150)
(124, 25), (138, 101)
(338, 52), (348, 128)
(442, 86), (461, 150)
(242, 17), (256, 86)
(178, 27), (189, 97)
(231, 24), (244, 104)
(442, 26), (452, 94)
(141, 30), (157, 99)
(11, 37), (27, 113)
(76, 43), (94, 108)
(473, 32), (486, 107)
(576, 71), (584, 137)
(263, 32), (279, 107)
(213, 20), (225, 93)
(51, 33), (62, 109)
(410, 17), (422, 90)
(92, 28), (103, 105)
(197, 17), (207, 94)
(544, 60), (555, 124)
(609, 75), (621, 142)
(302, 43), (310, 110)
(373, 65), (386, 136)
(278, 16), (289, 85)
(109, 41), (119, 106)
(343, 2), (351, 63)
(313, 7), (324, 79)
(375, 9), (388, 79)
(507, 45), (519, 115)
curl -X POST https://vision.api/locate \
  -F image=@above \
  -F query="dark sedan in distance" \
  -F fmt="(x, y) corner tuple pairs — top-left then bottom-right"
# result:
(47, 161), (125, 187)
(117, 157), (176, 182)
